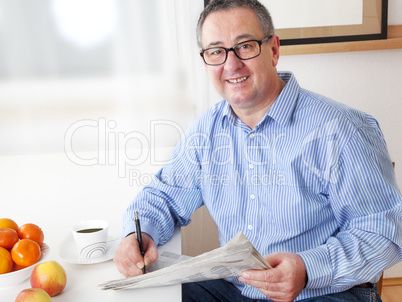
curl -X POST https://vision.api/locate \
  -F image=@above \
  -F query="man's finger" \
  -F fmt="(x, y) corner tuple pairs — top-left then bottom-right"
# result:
(113, 233), (155, 277)
(239, 269), (281, 289)
(144, 245), (158, 266)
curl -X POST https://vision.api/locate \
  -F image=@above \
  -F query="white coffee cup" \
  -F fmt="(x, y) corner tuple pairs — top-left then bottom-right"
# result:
(72, 220), (109, 259)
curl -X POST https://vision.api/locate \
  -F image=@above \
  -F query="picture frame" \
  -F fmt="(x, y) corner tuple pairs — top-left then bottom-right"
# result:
(203, 0), (388, 46)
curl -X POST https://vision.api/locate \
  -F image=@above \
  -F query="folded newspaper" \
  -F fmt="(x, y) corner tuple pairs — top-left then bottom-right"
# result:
(99, 231), (271, 290)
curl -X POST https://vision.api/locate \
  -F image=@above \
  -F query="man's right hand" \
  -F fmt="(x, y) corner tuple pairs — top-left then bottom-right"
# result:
(113, 232), (158, 277)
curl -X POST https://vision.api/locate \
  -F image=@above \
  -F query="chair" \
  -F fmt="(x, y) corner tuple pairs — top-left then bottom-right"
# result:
(377, 273), (384, 296)
(181, 206), (219, 256)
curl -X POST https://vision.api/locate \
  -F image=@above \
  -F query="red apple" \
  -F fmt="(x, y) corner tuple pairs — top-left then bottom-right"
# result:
(15, 288), (52, 302)
(30, 261), (67, 297)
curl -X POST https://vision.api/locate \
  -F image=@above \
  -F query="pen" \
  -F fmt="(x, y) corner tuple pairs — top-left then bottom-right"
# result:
(134, 211), (146, 274)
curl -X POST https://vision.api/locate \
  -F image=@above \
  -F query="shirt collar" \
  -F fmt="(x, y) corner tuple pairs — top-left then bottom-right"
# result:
(264, 72), (300, 128)
(220, 72), (300, 129)
(220, 101), (236, 129)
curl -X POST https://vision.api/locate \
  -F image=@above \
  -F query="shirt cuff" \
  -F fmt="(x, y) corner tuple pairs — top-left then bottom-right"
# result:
(123, 220), (160, 246)
(298, 246), (333, 289)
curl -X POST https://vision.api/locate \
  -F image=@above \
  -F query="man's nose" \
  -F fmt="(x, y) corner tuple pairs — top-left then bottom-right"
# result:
(224, 50), (243, 70)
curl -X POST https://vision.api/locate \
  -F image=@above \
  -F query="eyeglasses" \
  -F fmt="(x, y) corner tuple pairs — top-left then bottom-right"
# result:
(200, 36), (272, 66)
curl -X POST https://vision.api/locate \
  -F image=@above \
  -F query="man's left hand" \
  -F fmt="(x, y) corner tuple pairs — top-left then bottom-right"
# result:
(238, 252), (307, 302)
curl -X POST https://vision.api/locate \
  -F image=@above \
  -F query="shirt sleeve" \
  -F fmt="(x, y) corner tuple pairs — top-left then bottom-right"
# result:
(122, 127), (204, 246)
(300, 118), (402, 289)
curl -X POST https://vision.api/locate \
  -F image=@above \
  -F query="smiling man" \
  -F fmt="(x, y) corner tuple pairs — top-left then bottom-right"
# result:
(199, 6), (285, 130)
(114, 1), (402, 301)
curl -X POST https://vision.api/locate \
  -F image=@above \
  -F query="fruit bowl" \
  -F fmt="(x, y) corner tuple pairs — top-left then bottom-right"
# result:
(0, 243), (50, 288)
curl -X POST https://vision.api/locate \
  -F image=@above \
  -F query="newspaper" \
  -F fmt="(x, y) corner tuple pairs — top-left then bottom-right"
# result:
(99, 232), (271, 290)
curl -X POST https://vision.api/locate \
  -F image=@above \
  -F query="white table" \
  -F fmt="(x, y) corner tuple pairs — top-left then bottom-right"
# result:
(0, 150), (181, 301)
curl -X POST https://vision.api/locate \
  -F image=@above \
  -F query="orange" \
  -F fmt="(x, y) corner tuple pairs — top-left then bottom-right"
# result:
(11, 239), (41, 268)
(18, 223), (44, 246)
(12, 262), (26, 272)
(0, 218), (19, 232)
(0, 246), (13, 274)
(0, 228), (19, 249)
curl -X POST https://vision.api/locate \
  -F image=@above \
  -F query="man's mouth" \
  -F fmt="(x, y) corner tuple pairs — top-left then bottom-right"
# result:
(227, 76), (248, 84)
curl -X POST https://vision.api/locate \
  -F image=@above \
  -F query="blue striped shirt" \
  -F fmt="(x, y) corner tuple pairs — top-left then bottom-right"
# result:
(123, 72), (402, 300)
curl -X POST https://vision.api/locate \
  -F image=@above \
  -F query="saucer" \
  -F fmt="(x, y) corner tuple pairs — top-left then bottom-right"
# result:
(59, 234), (120, 264)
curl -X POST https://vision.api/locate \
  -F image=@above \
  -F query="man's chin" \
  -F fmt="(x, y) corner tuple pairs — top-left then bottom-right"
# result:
(226, 96), (255, 110)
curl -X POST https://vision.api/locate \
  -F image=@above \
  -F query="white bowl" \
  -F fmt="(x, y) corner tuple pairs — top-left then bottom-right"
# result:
(0, 243), (50, 288)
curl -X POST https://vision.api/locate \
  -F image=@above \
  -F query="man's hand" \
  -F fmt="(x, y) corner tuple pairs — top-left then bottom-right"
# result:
(238, 252), (307, 302)
(113, 232), (158, 277)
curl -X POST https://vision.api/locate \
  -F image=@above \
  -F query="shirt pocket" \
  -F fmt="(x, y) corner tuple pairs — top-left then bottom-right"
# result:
(266, 186), (332, 236)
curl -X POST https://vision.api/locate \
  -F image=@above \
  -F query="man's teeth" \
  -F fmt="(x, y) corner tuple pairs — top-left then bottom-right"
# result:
(228, 76), (247, 83)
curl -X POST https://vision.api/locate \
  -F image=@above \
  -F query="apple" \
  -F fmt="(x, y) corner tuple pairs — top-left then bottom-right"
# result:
(30, 261), (67, 297)
(15, 288), (52, 302)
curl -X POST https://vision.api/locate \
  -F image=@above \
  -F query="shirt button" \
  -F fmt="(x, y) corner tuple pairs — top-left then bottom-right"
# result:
(250, 194), (255, 200)
(249, 133), (255, 139)
(248, 225), (253, 230)
(249, 163), (254, 169)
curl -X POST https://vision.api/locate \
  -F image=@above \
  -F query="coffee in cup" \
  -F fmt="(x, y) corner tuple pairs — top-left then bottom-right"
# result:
(72, 220), (109, 259)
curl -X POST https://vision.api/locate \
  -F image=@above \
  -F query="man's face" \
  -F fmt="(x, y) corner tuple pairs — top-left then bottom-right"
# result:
(200, 8), (279, 112)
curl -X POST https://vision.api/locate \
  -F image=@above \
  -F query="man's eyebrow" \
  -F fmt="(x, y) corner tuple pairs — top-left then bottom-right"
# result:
(204, 34), (256, 49)
(235, 34), (255, 41)
(205, 40), (224, 48)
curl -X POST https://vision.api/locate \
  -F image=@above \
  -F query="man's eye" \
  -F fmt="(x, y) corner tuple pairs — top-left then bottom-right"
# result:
(239, 43), (253, 50)
(210, 49), (222, 56)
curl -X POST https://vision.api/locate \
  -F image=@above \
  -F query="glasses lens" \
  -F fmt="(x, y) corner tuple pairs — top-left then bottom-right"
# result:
(203, 47), (226, 65)
(202, 40), (263, 65)
(235, 40), (260, 60)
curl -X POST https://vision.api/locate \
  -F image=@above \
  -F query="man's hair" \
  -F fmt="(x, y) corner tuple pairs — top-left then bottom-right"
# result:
(196, 0), (275, 48)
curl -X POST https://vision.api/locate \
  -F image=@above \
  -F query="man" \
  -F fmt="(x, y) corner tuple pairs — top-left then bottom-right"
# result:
(114, 0), (402, 301)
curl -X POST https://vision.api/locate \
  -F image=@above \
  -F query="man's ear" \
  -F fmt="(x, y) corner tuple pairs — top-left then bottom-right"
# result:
(200, 52), (208, 69)
(270, 35), (280, 67)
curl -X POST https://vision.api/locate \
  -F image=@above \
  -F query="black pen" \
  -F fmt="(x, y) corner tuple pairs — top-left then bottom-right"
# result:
(134, 211), (146, 274)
